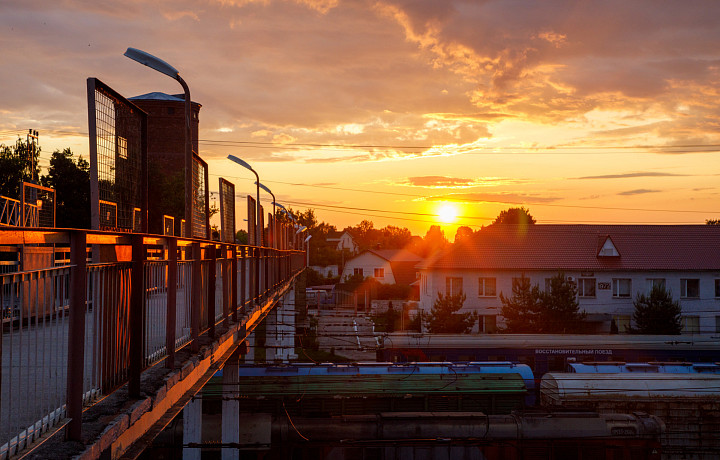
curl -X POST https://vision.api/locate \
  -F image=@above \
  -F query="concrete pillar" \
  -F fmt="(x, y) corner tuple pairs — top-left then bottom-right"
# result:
(183, 397), (202, 460)
(265, 289), (298, 363)
(245, 332), (255, 364)
(221, 353), (240, 460)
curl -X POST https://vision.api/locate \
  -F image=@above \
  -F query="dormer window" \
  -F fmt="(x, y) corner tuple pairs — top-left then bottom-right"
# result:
(598, 236), (620, 257)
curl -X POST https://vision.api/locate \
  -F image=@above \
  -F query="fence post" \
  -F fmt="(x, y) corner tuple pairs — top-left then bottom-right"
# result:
(207, 243), (216, 340)
(231, 245), (238, 323)
(166, 237), (177, 369)
(191, 242), (201, 353)
(254, 247), (260, 305)
(66, 230), (86, 441)
(239, 247), (246, 317)
(129, 234), (145, 398)
(222, 244), (229, 327)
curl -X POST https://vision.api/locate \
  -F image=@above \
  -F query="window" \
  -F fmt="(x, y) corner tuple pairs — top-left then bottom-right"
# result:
(578, 278), (596, 297)
(353, 268), (363, 277)
(647, 278), (666, 292)
(613, 315), (631, 334)
(681, 279), (700, 298)
(716, 279), (720, 298)
(374, 268), (384, 278)
(116, 136), (128, 160)
(446, 277), (463, 296)
(682, 316), (700, 334)
(612, 279), (632, 298)
(478, 278), (496, 297)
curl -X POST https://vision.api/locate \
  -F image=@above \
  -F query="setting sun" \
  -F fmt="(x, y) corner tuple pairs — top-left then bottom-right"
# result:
(437, 203), (459, 224)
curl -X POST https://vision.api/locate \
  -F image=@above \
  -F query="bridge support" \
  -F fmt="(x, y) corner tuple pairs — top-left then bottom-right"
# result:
(221, 350), (241, 460)
(182, 397), (202, 460)
(265, 287), (298, 362)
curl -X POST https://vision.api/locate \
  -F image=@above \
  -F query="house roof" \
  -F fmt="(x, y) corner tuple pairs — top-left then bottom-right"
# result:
(418, 225), (720, 271)
(368, 249), (423, 285)
(368, 249), (423, 263)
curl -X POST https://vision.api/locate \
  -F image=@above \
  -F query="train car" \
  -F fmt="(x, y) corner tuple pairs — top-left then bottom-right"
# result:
(207, 362), (536, 414)
(376, 333), (720, 376)
(567, 361), (720, 374)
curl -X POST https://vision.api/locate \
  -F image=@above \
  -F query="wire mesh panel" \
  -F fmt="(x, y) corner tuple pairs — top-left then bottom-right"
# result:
(87, 78), (147, 232)
(21, 183), (55, 228)
(191, 154), (208, 239)
(144, 261), (167, 366)
(87, 263), (132, 395)
(219, 179), (235, 243)
(176, 261), (192, 347)
(0, 267), (71, 458)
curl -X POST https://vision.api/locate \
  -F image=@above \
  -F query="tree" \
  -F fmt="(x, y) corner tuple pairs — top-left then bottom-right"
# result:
(426, 291), (475, 333)
(40, 148), (90, 229)
(491, 207), (536, 226)
(541, 272), (586, 333)
(0, 139), (40, 199)
(419, 225), (448, 257)
(630, 285), (682, 334)
(500, 273), (586, 333)
(454, 226), (474, 243)
(500, 275), (544, 333)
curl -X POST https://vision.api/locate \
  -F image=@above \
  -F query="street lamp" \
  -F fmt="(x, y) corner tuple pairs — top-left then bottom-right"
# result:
(304, 234), (312, 267)
(124, 47), (193, 238)
(256, 181), (276, 248)
(227, 155), (261, 246)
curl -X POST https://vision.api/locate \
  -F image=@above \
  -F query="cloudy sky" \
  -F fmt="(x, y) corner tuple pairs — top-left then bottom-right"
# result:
(2, 0), (720, 236)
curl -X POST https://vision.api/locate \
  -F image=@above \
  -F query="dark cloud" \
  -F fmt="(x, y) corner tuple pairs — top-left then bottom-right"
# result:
(575, 171), (687, 180)
(617, 189), (661, 196)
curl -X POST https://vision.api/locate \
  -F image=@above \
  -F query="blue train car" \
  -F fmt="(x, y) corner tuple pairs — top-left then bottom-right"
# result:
(377, 333), (720, 376)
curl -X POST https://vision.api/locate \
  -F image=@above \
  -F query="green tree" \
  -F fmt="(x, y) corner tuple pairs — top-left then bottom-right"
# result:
(500, 273), (586, 333)
(630, 285), (682, 334)
(372, 301), (400, 333)
(540, 272), (586, 333)
(40, 148), (90, 229)
(0, 139), (40, 199)
(500, 275), (544, 333)
(426, 291), (475, 333)
(491, 207), (536, 226)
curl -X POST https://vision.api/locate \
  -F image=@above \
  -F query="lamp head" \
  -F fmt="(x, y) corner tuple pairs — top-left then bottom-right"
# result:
(304, 235), (313, 243)
(124, 47), (180, 79)
(227, 155), (254, 172)
(255, 182), (273, 196)
(296, 226), (307, 234)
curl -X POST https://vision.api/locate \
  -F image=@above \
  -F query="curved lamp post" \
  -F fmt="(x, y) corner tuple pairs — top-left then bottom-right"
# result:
(304, 234), (312, 267)
(256, 181), (276, 248)
(124, 47), (193, 237)
(227, 155), (261, 246)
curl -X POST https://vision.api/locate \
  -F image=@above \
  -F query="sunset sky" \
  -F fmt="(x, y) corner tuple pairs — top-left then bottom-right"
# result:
(2, 0), (720, 237)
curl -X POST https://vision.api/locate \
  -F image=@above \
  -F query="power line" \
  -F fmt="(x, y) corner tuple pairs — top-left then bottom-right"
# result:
(209, 174), (720, 216)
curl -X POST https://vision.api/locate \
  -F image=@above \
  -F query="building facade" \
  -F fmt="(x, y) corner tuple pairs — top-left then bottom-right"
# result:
(418, 225), (720, 334)
(341, 249), (422, 285)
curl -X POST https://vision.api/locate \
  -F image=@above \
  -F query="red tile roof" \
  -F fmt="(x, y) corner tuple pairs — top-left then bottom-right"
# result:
(419, 225), (720, 271)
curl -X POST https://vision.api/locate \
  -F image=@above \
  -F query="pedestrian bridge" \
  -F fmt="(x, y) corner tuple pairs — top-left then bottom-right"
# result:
(0, 227), (304, 459)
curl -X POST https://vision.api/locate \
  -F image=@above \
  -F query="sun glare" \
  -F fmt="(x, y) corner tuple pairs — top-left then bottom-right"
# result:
(437, 203), (458, 224)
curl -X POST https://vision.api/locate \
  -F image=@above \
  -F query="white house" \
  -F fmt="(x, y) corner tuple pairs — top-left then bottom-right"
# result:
(417, 225), (720, 334)
(327, 230), (359, 254)
(341, 249), (422, 285)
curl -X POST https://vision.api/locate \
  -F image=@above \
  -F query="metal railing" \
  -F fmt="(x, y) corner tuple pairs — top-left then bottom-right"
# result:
(0, 197), (20, 227)
(0, 228), (305, 458)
